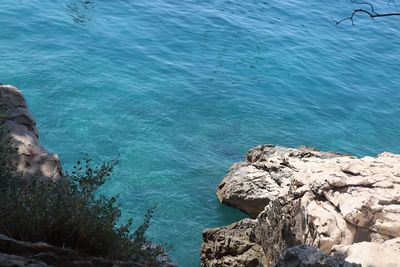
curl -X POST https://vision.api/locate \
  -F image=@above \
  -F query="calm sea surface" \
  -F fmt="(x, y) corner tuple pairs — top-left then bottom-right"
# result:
(1, 0), (400, 265)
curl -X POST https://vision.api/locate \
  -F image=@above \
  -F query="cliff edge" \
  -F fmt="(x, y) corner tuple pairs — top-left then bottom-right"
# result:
(201, 145), (400, 267)
(0, 84), (62, 180)
(0, 85), (172, 267)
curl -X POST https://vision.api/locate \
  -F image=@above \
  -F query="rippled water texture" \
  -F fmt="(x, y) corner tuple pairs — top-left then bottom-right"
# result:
(1, 0), (400, 265)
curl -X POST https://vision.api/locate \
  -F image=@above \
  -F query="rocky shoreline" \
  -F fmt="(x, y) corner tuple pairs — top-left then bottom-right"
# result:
(0, 85), (174, 267)
(3, 84), (400, 266)
(201, 145), (400, 266)
(0, 84), (63, 181)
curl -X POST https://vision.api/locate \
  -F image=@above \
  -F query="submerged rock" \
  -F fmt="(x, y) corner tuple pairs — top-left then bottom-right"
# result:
(0, 85), (62, 180)
(202, 145), (400, 266)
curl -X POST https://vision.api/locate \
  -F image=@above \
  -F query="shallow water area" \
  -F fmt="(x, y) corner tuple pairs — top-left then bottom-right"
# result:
(1, 0), (400, 266)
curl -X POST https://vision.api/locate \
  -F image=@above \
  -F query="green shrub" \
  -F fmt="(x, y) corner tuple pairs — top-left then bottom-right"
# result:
(0, 109), (164, 264)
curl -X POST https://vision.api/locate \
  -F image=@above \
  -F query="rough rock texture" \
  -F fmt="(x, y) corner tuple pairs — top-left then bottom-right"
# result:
(0, 86), (174, 267)
(274, 245), (360, 267)
(216, 145), (344, 219)
(201, 219), (268, 267)
(202, 144), (400, 266)
(332, 238), (400, 267)
(0, 234), (160, 267)
(0, 85), (62, 180)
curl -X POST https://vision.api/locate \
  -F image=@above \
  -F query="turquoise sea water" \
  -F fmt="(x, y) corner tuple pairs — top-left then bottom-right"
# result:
(1, 0), (400, 265)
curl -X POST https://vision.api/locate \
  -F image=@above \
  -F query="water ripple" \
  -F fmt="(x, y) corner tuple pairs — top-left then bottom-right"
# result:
(1, 0), (400, 266)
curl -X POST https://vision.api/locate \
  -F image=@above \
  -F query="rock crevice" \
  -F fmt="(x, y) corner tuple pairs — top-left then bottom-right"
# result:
(202, 145), (400, 266)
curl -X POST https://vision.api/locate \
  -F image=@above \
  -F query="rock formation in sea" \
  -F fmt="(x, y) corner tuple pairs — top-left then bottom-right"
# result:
(0, 85), (62, 180)
(0, 85), (173, 267)
(201, 144), (400, 267)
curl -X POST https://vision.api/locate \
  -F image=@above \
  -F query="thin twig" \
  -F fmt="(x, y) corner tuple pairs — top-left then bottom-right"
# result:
(334, 2), (400, 25)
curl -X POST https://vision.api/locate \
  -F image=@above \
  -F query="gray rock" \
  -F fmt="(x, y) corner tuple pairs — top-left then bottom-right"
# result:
(0, 252), (48, 267)
(0, 234), (159, 267)
(274, 245), (360, 267)
(0, 85), (62, 180)
(201, 219), (268, 267)
(216, 145), (342, 218)
(202, 145), (400, 266)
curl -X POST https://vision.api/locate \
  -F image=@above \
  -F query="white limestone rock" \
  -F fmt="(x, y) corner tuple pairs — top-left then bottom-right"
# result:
(203, 145), (400, 266)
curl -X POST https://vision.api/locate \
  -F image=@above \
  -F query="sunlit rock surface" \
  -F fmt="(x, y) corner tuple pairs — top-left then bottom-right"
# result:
(332, 238), (400, 267)
(202, 145), (400, 266)
(0, 85), (62, 180)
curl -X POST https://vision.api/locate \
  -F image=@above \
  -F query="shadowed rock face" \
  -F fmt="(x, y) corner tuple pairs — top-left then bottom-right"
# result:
(274, 245), (360, 267)
(201, 219), (268, 267)
(202, 145), (400, 266)
(0, 85), (62, 180)
(0, 234), (155, 267)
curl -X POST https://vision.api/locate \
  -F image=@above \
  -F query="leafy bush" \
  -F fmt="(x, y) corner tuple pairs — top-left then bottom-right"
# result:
(0, 109), (164, 264)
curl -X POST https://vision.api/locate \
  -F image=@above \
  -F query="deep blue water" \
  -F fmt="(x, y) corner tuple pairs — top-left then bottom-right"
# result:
(1, 0), (400, 265)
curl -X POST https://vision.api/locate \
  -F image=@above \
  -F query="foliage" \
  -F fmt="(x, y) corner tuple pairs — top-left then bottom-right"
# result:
(0, 107), (164, 263)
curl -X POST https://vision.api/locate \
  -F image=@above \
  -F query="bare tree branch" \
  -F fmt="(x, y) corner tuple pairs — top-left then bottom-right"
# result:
(334, 1), (400, 25)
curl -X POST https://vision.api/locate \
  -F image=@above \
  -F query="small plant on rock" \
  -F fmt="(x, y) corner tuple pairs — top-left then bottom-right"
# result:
(0, 105), (165, 264)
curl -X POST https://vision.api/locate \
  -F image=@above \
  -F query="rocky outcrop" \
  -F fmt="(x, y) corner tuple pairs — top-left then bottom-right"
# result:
(216, 145), (346, 219)
(0, 85), (62, 180)
(0, 85), (172, 267)
(274, 245), (360, 267)
(332, 238), (400, 267)
(0, 234), (155, 267)
(202, 145), (400, 266)
(201, 219), (268, 267)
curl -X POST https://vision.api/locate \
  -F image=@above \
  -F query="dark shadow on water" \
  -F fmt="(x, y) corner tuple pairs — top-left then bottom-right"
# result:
(66, 0), (95, 24)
